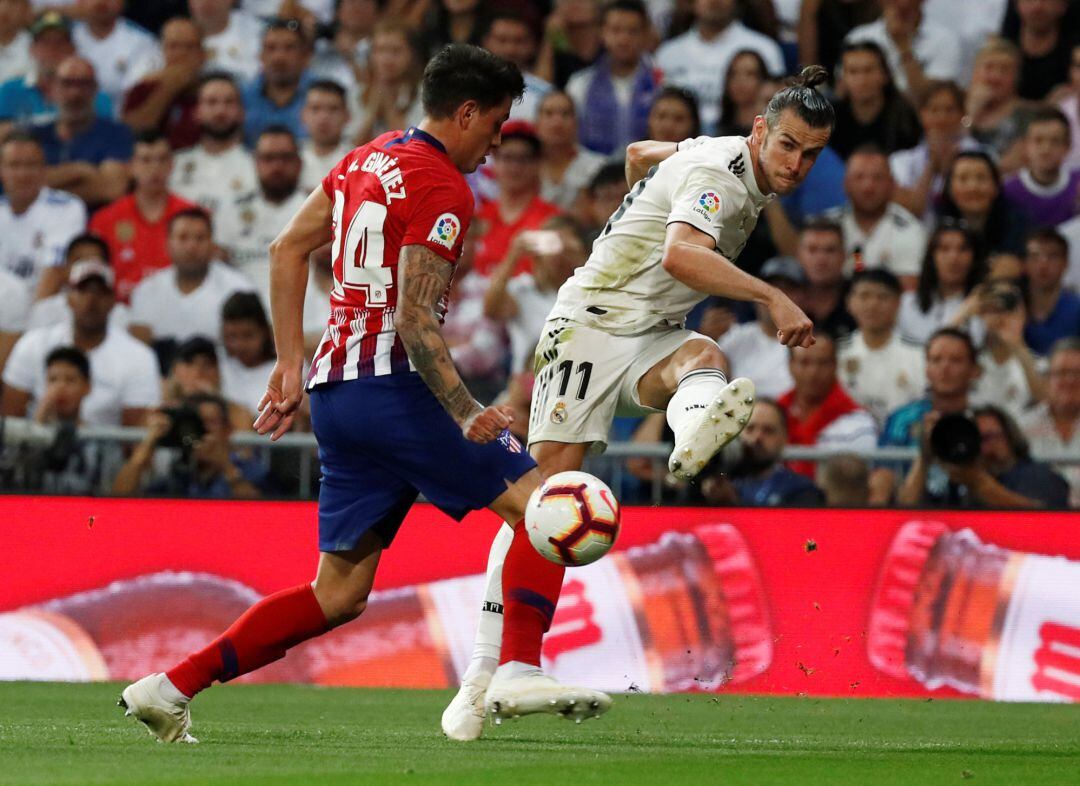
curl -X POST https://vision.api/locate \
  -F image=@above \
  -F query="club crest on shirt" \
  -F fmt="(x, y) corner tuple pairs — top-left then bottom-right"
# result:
(427, 213), (460, 249)
(550, 401), (568, 424)
(845, 357), (860, 377)
(116, 220), (135, 243)
(693, 191), (720, 221)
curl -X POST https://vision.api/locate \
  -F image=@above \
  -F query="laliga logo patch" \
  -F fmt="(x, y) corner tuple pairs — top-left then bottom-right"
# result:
(696, 191), (720, 216)
(428, 213), (460, 249)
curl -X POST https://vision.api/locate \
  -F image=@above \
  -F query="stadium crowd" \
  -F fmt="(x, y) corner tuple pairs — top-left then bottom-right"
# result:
(0, 0), (1077, 508)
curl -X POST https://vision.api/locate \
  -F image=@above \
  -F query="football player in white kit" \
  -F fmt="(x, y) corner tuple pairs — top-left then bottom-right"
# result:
(443, 66), (835, 740)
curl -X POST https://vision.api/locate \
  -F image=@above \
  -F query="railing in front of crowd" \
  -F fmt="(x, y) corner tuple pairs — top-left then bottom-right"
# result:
(5, 422), (1077, 505)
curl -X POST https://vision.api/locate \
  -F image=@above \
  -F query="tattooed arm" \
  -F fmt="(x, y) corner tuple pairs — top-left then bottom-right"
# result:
(395, 244), (513, 443)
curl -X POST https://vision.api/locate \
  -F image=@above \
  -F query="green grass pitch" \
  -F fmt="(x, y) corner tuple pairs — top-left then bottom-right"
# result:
(0, 682), (1076, 785)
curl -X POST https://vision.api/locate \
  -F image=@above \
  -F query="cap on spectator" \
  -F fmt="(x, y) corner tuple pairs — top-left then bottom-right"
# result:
(174, 336), (218, 365)
(499, 120), (541, 155)
(30, 11), (72, 38)
(760, 256), (807, 286)
(68, 259), (114, 290)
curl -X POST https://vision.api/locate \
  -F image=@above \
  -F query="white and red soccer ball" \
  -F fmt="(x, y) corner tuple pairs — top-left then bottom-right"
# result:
(525, 471), (621, 567)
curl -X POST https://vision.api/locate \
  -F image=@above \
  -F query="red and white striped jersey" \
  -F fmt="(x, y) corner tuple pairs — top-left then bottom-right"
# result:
(306, 127), (473, 389)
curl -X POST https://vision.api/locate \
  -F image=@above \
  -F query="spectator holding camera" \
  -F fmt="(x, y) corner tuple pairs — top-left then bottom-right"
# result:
(111, 392), (267, 499)
(696, 398), (825, 507)
(1020, 338), (1080, 507)
(1023, 228), (1080, 356)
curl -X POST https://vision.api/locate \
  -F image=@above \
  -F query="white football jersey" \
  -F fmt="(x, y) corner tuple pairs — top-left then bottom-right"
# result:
(170, 144), (258, 216)
(548, 135), (771, 336)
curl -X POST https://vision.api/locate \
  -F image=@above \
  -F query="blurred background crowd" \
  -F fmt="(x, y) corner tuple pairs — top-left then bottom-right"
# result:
(0, 0), (1077, 509)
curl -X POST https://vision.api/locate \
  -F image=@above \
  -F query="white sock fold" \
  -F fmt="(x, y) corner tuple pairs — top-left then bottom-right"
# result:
(666, 368), (728, 435)
(460, 521), (515, 683)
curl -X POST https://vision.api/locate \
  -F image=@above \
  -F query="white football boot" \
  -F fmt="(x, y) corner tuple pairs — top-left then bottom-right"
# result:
(118, 672), (198, 743)
(484, 673), (612, 726)
(668, 377), (756, 481)
(441, 672), (491, 741)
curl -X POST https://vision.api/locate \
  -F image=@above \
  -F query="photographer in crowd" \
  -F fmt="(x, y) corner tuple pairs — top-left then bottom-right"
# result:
(111, 391), (267, 499)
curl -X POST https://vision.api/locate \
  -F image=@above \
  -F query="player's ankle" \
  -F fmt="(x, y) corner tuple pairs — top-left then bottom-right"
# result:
(495, 660), (543, 680)
(462, 656), (498, 683)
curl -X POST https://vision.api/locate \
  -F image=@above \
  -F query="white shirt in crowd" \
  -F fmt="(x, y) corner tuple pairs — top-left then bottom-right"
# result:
(170, 144), (259, 216)
(505, 274), (560, 374)
(303, 269), (333, 337)
(73, 19), (159, 112)
(300, 140), (354, 193)
(129, 261), (255, 345)
(221, 353), (276, 414)
(845, 16), (963, 95)
(242, 0), (334, 24)
(27, 293), (131, 333)
(541, 147), (606, 211)
(656, 22), (784, 134)
(0, 268), (30, 333)
(0, 30), (31, 85)
(1019, 403), (1080, 508)
(812, 407), (880, 455)
(972, 351), (1033, 421)
(923, 0), (1009, 83)
(510, 72), (555, 123)
(0, 188), (87, 293)
(550, 135), (771, 335)
(1055, 214), (1080, 294)
(717, 322), (793, 399)
(1, 322), (161, 426)
(837, 330), (926, 426)
(897, 291), (964, 345)
(214, 189), (308, 301)
(202, 10), (264, 83)
(825, 202), (927, 279)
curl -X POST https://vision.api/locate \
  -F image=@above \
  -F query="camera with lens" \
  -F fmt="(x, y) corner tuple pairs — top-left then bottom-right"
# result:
(929, 413), (981, 465)
(158, 406), (206, 452)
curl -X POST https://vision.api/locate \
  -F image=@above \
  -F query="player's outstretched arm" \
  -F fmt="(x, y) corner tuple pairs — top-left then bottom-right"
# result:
(661, 221), (815, 348)
(624, 137), (709, 188)
(395, 244), (513, 443)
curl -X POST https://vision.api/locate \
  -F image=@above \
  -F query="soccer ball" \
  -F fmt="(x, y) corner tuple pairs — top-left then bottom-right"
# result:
(525, 471), (621, 567)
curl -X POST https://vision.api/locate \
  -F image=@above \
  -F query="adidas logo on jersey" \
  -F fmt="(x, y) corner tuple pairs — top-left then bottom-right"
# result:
(728, 153), (746, 177)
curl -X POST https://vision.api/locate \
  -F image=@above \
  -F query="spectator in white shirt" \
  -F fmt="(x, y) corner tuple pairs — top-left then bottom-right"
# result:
(189, 0), (263, 82)
(899, 220), (987, 345)
(214, 126), (307, 299)
(844, 0), (963, 101)
(298, 79), (352, 192)
(72, 0), (159, 111)
(26, 231), (130, 333)
(219, 291), (276, 418)
(170, 72), (257, 215)
(837, 268), (926, 425)
(534, 90), (605, 211)
(824, 144), (926, 287)
(1019, 337), (1080, 506)
(1, 258), (160, 426)
(656, 0), (784, 134)
(310, 0), (376, 90)
(0, 265), (30, 374)
(0, 130), (86, 300)
(0, 0), (32, 85)
(129, 208), (255, 348)
(481, 9), (553, 123)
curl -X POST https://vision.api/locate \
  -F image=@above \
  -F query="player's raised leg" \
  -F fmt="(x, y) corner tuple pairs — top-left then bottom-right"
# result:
(120, 531), (383, 743)
(636, 338), (756, 480)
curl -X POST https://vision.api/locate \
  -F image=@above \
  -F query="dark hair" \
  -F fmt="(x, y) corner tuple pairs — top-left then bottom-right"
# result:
(972, 405), (1031, 461)
(720, 49), (768, 134)
(918, 80), (965, 111)
(917, 220), (987, 313)
(848, 142), (889, 161)
(799, 216), (844, 242)
(763, 65), (835, 132)
(1024, 104), (1071, 136)
(168, 207), (213, 234)
(45, 346), (90, 382)
(66, 232), (110, 263)
(264, 15), (310, 48)
(173, 335), (218, 366)
(420, 43), (525, 119)
(588, 161), (627, 193)
(222, 291), (276, 362)
(197, 70), (240, 95)
(940, 151), (1008, 248)
(256, 123), (298, 147)
(134, 129), (169, 148)
(1025, 226), (1069, 257)
(650, 85), (701, 139)
(927, 326), (977, 363)
(1049, 335), (1080, 362)
(603, 0), (649, 23)
(851, 268), (902, 296)
(184, 391), (230, 424)
(0, 128), (43, 157)
(306, 78), (347, 102)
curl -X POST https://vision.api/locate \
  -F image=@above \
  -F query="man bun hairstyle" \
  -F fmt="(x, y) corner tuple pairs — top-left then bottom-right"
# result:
(421, 43), (526, 120)
(764, 64), (835, 133)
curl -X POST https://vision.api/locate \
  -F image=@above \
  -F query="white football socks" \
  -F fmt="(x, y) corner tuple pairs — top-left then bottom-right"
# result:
(666, 368), (728, 436)
(461, 521), (515, 684)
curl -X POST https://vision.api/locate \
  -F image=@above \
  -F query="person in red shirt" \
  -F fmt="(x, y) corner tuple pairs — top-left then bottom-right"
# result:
(778, 333), (879, 478)
(472, 119), (561, 275)
(89, 130), (196, 302)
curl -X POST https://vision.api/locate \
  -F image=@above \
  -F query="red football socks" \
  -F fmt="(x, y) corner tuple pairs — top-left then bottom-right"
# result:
(167, 583), (329, 699)
(499, 521), (566, 667)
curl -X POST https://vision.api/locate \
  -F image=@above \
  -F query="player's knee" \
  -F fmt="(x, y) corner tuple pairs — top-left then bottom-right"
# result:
(679, 340), (725, 373)
(320, 591), (370, 627)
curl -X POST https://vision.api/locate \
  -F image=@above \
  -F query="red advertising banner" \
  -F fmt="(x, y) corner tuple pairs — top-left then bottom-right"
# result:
(1, 497), (1078, 702)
